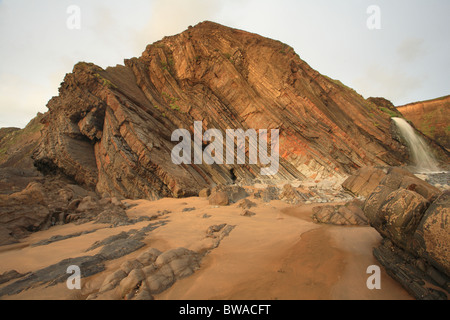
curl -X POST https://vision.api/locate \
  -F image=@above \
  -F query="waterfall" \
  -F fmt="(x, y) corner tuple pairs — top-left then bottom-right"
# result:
(392, 117), (440, 173)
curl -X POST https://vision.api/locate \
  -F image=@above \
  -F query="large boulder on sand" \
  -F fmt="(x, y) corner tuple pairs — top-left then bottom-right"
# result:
(342, 166), (387, 197)
(312, 199), (368, 226)
(360, 166), (450, 299)
(208, 190), (229, 206)
(208, 185), (249, 206)
(377, 189), (429, 250)
(413, 191), (450, 277)
(363, 185), (397, 231)
(363, 167), (442, 252)
(379, 167), (441, 202)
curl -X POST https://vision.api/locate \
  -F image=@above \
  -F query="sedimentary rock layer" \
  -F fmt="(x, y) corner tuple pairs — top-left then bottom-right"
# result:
(397, 95), (450, 151)
(34, 21), (410, 200)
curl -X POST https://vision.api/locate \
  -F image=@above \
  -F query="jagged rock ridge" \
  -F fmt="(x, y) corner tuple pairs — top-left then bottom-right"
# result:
(33, 21), (410, 200)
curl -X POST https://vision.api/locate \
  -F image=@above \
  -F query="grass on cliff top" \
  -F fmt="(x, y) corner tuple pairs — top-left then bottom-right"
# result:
(419, 108), (440, 138)
(379, 107), (401, 118)
(398, 94), (450, 107)
(323, 75), (359, 96)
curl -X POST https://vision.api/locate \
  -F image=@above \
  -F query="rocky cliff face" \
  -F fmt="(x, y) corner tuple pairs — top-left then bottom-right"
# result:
(397, 95), (450, 151)
(0, 113), (43, 169)
(33, 21), (410, 200)
(344, 167), (449, 299)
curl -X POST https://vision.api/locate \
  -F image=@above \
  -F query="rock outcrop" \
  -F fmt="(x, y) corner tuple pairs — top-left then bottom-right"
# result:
(0, 177), (135, 246)
(0, 221), (167, 298)
(87, 223), (235, 300)
(397, 95), (450, 151)
(359, 167), (449, 299)
(341, 166), (387, 198)
(312, 199), (368, 226)
(32, 21), (412, 201)
(0, 113), (43, 169)
(0, 114), (45, 196)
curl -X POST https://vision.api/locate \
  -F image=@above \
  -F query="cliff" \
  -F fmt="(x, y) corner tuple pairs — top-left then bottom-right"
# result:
(32, 21), (410, 200)
(397, 95), (450, 151)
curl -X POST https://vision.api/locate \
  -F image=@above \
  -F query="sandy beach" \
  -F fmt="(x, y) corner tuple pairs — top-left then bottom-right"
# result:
(0, 196), (412, 300)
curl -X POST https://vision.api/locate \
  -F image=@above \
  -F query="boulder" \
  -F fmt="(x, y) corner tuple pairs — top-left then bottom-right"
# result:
(237, 198), (257, 210)
(312, 200), (368, 226)
(279, 184), (307, 204)
(136, 248), (162, 265)
(261, 186), (280, 203)
(362, 167), (450, 299)
(120, 260), (144, 275)
(342, 166), (387, 197)
(76, 196), (98, 212)
(379, 167), (414, 189)
(379, 167), (440, 201)
(199, 188), (211, 198)
(363, 185), (397, 230)
(0, 226), (18, 246)
(95, 205), (130, 226)
(208, 191), (229, 206)
(414, 191), (450, 277)
(118, 268), (145, 298)
(240, 210), (256, 217)
(0, 182), (52, 244)
(211, 185), (249, 203)
(146, 266), (175, 294)
(399, 176), (441, 202)
(378, 189), (429, 250)
(99, 270), (127, 293)
(131, 282), (153, 300)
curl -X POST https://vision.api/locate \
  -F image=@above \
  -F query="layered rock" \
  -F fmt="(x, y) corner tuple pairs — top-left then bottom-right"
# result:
(312, 199), (368, 226)
(341, 166), (387, 198)
(0, 114), (45, 196)
(397, 95), (450, 151)
(87, 223), (235, 300)
(33, 21), (412, 200)
(358, 167), (449, 299)
(0, 177), (134, 246)
(0, 221), (167, 298)
(0, 113), (43, 169)
(414, 191), (450, 277)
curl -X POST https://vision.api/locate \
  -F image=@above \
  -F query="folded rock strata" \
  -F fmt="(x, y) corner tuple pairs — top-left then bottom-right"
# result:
(33, 21), (413, 200)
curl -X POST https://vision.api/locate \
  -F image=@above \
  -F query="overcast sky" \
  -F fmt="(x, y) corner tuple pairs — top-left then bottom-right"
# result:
(0, 0), (449, 128)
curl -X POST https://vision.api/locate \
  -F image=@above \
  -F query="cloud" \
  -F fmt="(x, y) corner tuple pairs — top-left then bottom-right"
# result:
(396, 38), (425, 62)
(354, 64), (424, 104)
(0, 0), (449, 127)
(0, 0), (154, 127)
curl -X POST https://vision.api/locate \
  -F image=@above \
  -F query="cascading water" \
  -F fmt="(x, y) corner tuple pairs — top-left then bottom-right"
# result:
(392, 117), (440, 173)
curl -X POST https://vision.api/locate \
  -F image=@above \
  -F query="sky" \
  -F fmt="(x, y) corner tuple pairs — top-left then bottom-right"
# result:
(0, 0), (449, 128)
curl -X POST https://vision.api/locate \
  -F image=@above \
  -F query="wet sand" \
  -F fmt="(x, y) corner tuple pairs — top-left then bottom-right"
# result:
(0, 197), (413, 300)
(156, 201), (412, 300)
